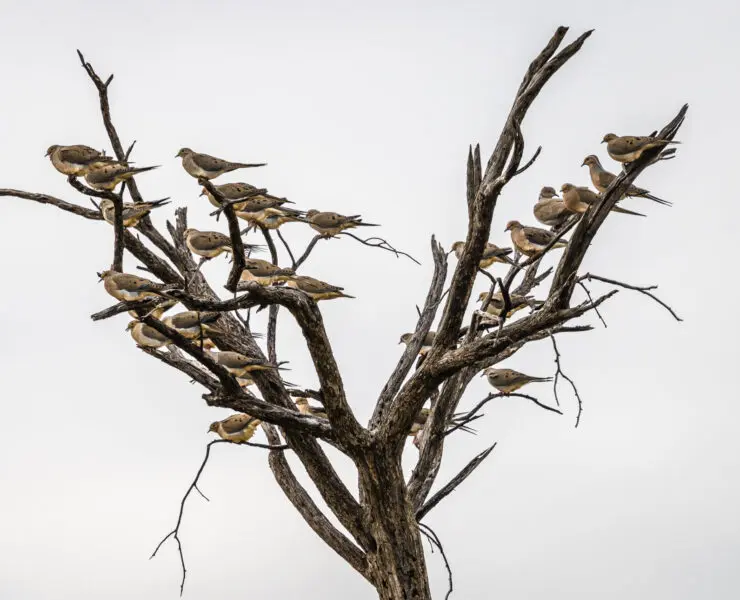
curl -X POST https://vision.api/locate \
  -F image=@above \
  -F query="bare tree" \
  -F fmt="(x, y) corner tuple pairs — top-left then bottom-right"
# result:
(0, 26), (686, 600)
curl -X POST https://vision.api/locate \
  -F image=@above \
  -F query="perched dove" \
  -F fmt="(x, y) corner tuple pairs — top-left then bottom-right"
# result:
(184, 228), (233, 259)
(450, 241), (513, 269)
(399, 331), (436, 354)
(240, 258), (295, 286)
(285, 276), (354, 301)
(505, 220), (568, 257)
(45, 144), (117, 176)
(305, 210), (379, 237)
(533, 186), (572, 229)
(163, 311), (222, 340)
(208, 413), (261, 443)
(126, 321), (171, 348)
(560, 183), (645, 217)
(581, 155), (671, 206)
(482, 367), (553, 394)
(477, 291), (542, 317)
(200, 182), (291, 211)
(127, 298), (178, 320)
(295, 397), (328, 419)
(212, 351), (281, 377)
(176, 148), (266, 180)
(602, 133), (680, 164)
(409, 408), (476, 449)
(98, 270), (170, 302)
(85, 163), (159, 191)
(248, 207), (305, 230)
(99, 198), (171, 227)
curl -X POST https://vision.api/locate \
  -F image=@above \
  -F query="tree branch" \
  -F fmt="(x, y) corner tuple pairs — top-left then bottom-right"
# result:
(416, 443), (497, 521)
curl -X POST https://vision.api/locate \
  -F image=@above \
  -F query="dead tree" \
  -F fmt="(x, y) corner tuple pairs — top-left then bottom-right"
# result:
(0, 26), (686, 600)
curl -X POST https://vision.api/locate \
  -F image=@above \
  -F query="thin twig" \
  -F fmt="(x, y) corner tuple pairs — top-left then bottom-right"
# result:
(340, 231), (421, 265)
(578, 281), (607, 328)
(294, 234), (325, 270)
(550, 335), (583, 427)
(580, 273), (682, 322)
(276, 229), (297, 269)
(418, 523), (454, 600)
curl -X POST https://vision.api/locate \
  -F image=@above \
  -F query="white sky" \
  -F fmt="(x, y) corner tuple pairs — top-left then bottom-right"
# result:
(1, 1), (738, 599)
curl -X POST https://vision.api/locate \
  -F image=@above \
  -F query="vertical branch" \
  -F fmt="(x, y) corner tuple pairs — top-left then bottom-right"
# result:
(259, 226), (281, 363)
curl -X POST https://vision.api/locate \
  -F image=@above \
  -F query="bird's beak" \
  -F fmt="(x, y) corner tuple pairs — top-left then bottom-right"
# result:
(479, 371), (486, 377)
(199, 190), (205, 197)
(504, 225), (511, 232)
(96, 272), (103, 282)
(600, 139), (606, 144)
(175, 153), (180, 158)
(580, 160), (587, 166)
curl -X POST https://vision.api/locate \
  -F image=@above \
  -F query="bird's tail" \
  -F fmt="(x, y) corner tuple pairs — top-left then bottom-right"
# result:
(527, 376), (554, 383)
(126, 165), (160, 177)
(642, 193), (672, 207)
(338, 292), (356, 299)
(611, 205), (646, 217)
(149, 197), (172, 208)
(234, 162), (268, 169)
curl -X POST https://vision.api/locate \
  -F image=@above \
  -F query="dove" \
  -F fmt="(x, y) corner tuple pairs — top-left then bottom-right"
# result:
(247, 207), (305, 230)
(163, 311), (222, 340)
(560, 183), (645, 217)
(533, 186), (572, 229)
(602, 133), (680, 164)
(482, 367), (553, 394)
(98, 270), (170, 302)
(399, 331), (436, 354)
(240, 258), (295, 286)
(127, 298), (178, 320)
(450, 241), (513, 269)
(285, 276), (354, 301)
(84, 163), (159, 191)
(304, 210), (379, 237)
(98, 198), (171, 227)
(200, 182), (292, 211)
(212, 351), (282, 377)
(581, 155), (671, 206)
(477, 291), (542, 317)
(409, 408), (476, 448)
(45, 144), (117, 176)
(126, 321), (172, 348)
(176, 148), (266, 180)
(183, 228), (233, 260)
(208, 413), (261, 443)
(295, 397), (328, 419)
(505, 221), (568, 257)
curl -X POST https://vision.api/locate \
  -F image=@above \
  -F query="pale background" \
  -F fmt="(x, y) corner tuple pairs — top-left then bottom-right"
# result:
(1, 1), (738, 598)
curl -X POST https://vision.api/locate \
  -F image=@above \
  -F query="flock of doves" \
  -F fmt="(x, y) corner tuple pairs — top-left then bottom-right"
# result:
(44, 130), (678, 446)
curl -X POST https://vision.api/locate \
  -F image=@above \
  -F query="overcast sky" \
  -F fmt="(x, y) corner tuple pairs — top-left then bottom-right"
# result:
(1, 1), (738, 599)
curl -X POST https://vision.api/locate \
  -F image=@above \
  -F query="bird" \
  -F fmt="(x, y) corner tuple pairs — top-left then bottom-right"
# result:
(200, 182), (291, 211)
(560, 183), (645, 217)
(163, 311), (222, 340)
(295, 397), (328, 419)
(602, 133), (680, 164)
(482, 367), (553, 393)
(285, 276), (354, 301)
(176, 148), (266, 180)
(409, 408), (476, 448)
(127, 297), (178, 320)
(505, 221), (568, 257)
(304, 210), (379, 237)
(533, 186), (572, 229)
(212, 351), (282, 378)
(183, 228), (233, 261)
(126, 321), (171, 349)
(98, 270), (171, 302)
(399, 331), (436, 354)
(581, 155), (671, 206)
(45, 144), (118, 176)
(240, 258), (295, 286)
(98, 198), (171, 227)
(477, 291), (542, 317)
(450, 241), (513, 269)
(84, 163), (159, 191)
(246, 207), (305, 230)
(208, 413), (262, 443)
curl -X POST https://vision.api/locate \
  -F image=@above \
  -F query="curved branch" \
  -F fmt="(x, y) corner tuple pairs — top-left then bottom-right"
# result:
(1, 188), (102, 220)
(340, 231), (421, 265)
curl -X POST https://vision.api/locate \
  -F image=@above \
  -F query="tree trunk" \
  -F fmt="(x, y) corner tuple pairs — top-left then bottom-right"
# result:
(358, 448), (432, 600)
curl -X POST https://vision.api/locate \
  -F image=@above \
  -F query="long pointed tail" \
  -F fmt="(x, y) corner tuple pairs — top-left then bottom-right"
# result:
(642, 193), (672, 207)
(611, 205), (646, 217)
